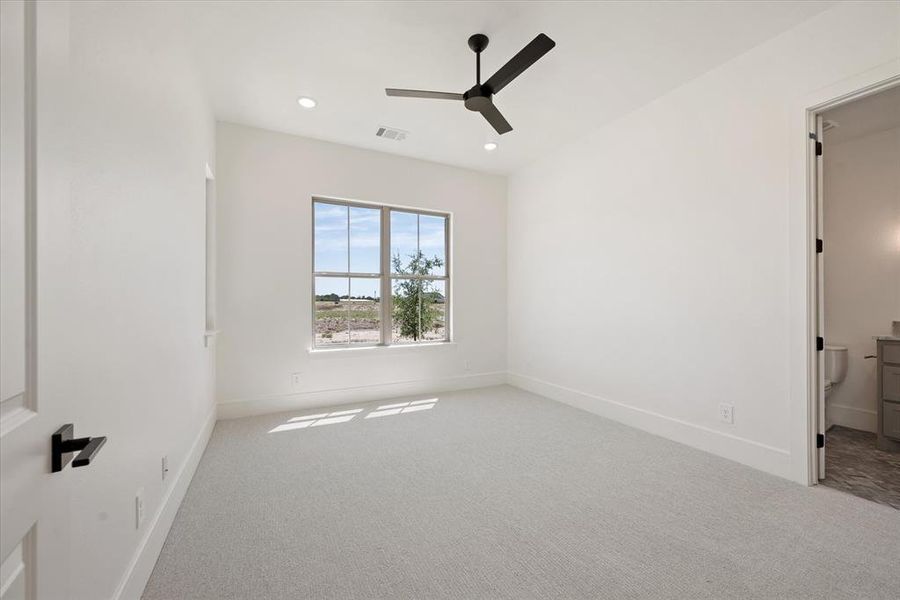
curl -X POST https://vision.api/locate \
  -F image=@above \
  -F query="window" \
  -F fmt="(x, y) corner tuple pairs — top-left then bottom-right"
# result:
(313, 198), (450, 348)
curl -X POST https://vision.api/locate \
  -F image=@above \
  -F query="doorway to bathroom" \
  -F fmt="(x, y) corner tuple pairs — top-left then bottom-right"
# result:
(810, 82), (900, 509)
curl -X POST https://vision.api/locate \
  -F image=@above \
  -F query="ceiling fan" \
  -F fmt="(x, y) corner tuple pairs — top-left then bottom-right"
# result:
(386, 33), (556, 135)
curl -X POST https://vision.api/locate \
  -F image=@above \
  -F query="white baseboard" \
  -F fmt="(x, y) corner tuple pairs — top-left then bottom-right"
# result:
(828, 403), (877, 433)
(218, 371), (508, 419)
(507, 372), (793, 480)
(113, 405), (217, 600)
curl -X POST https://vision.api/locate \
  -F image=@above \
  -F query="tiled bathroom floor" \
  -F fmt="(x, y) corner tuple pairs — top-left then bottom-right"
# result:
(822, 425), (900, 510)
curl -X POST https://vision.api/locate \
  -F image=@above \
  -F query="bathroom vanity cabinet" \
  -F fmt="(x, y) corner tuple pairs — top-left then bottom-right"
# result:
(877, 338), (900, 452)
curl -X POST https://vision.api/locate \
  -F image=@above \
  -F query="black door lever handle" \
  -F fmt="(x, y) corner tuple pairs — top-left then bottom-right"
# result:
(52, 424), (108, 472)
(72, 436), (107, 468)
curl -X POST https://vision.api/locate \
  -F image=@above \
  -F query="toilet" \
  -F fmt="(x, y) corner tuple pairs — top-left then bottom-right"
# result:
(824, 344), (848, 399)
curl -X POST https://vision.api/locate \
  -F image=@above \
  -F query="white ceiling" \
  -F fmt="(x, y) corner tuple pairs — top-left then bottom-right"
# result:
(175, 1), (835, 174)
(823, 85), (900, 144)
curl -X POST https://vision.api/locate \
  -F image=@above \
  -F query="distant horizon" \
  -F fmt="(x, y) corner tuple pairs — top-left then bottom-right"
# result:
(314, 291), (445, 302)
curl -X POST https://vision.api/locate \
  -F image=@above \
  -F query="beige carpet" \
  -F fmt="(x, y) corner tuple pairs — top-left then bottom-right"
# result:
(144, 385), (900, 599)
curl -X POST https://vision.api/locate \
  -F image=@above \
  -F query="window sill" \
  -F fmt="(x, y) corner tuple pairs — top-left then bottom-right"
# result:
(308, 341), (456, 357)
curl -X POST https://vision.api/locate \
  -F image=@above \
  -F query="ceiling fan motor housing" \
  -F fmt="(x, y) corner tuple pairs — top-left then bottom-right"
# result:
(463, 85), (493, 112)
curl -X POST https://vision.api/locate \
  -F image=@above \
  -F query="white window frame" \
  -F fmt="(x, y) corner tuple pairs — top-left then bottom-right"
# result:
(311, 197), (451, 349)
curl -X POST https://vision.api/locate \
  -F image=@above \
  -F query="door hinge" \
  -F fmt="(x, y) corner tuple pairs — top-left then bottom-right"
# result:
(810, 132), (823, 155)
(817, 433), (825, 449)
(816, 337), (824, 351)
(816, 238), (823, 253)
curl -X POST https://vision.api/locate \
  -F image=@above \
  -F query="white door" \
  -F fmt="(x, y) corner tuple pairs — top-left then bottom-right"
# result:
(1, 2), (73, 598)
(814, 114), (826, 480)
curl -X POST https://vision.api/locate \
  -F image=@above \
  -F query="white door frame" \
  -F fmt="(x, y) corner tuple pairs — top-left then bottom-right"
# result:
(789, 62), (900, 486)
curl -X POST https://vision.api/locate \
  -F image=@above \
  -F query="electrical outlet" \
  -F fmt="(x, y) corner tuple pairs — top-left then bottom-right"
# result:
(161, 456), (169, 481)
(291, 372), (302, 388)
(135, 488), (145, 529)
(464, 360), (471, 372)
(719, 403), (734, 424)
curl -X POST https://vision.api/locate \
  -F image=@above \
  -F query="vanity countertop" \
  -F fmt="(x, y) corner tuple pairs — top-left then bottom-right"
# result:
(874, 335), (900, 341)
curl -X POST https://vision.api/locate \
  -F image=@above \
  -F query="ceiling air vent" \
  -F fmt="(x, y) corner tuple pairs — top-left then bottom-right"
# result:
(376, 126), (408, 141)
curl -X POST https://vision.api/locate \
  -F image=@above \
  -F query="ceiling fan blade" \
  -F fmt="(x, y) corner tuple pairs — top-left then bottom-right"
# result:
(385, 88), (463, 100)
(484, 33), (556, 95)
(478, 100), (513, 135)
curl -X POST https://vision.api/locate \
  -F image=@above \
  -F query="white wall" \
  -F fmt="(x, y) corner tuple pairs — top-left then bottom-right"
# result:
(507, 1), (900, 481)
(824, 125), (900, 431)
(215, 122), (507, 418)
(49, 3), (216, 598)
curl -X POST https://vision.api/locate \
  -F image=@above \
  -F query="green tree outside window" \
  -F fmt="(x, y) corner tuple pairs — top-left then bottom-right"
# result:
(392, 251), (444, 341)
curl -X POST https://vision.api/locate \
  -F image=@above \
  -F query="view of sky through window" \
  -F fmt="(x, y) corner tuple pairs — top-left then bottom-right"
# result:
(316, 203), (446, 295)
(391, 211), (446, 274)
(315, 202), (381, 295)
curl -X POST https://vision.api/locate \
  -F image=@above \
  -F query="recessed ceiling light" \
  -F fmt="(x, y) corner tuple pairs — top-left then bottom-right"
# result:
(297, 96), (317, 109)
(483, 142), (498, 151)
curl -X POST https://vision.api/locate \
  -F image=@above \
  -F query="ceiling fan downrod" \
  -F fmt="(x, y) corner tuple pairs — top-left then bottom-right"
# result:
(468, 33), (489, 85)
